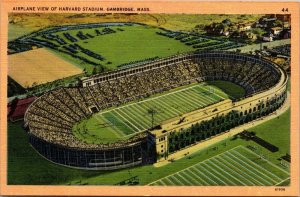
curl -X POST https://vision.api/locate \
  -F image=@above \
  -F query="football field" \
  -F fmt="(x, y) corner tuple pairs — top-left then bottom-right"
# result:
(149, 146), (290, 186)
(73, 83), (229, 143)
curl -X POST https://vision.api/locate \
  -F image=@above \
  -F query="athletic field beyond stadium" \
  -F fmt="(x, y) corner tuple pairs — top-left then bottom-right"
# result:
(8, 48), (82, 88)
(149, 146), (290, 186)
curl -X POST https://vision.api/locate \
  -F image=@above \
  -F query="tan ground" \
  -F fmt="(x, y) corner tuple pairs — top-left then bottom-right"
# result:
(8, 48), (82, 88)
(154, 92), (291, 167)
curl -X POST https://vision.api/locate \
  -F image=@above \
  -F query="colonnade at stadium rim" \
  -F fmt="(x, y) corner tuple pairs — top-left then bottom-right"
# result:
(25, 51), (288, 170)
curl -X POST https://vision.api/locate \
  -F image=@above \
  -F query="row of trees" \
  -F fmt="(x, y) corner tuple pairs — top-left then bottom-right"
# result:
(167, 95), (286, 154)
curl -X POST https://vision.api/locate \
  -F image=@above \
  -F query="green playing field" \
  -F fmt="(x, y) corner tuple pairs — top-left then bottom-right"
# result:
(42, 24), (195, 73)
(149, 145), (290, 186)
(72, 81), (245, 144)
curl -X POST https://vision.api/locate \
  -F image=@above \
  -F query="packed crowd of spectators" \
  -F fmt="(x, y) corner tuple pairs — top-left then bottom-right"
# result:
(197, 58), (280, 95)
(25, 55), (281, 149)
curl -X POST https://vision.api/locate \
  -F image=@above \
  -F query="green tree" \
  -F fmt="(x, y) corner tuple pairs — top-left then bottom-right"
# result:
(273, 20), (283, 27)
(251, 28), (266, 36)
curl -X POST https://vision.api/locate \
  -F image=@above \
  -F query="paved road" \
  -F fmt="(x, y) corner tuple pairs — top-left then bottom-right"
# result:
(227, 39), (290, 53)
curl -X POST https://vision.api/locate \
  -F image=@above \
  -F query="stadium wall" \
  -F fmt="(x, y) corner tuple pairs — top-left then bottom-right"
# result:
(28, 134), (149, 170)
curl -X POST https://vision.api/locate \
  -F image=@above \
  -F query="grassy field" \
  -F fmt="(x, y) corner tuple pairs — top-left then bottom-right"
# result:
(73, 82), (229, 144)
(206, 80), (246, 99)
(149, 146), (289, 186)
(8, 14), (263, 75)
(8, 24), (33, 41)
(7, 121), (98, 185)
(46, 24), (194, 72)
(7, 108), (290, 185)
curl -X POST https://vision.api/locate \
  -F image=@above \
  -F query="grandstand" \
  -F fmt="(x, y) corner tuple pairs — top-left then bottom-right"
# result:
(24, 51), (288, 170)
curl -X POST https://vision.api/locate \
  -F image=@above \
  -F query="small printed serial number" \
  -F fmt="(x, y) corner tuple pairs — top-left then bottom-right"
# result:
(275, 188), (285, 191)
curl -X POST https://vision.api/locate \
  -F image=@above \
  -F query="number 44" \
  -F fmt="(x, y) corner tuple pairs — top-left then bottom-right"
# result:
(282, 8), (289, 12)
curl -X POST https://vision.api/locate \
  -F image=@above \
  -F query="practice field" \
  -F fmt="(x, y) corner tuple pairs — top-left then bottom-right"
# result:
(149, 146), (290, 186)
(39, 24), (195, 73)
(8, 48), (82, 88)
(73, 82), (230, 144)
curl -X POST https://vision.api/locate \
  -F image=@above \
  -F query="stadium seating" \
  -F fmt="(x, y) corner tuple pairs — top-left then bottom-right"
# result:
(25, 52), (281, 150)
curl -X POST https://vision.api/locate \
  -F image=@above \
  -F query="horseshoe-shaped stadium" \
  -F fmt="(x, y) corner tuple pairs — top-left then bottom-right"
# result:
(24, 51), (288, 170)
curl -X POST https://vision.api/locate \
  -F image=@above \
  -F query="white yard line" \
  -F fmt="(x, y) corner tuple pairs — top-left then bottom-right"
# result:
(206, 160), (244, 186)
(158, 180), (167, 186)
(198, 86), (226, 100)
(190, 166), (218, 185)
(149, 144), (285, 186)
(108, 111), (139, 134)
(218, 154), (267, 185)
(229, 150), (282, 182)
(149, 100), (177, 117)
(94, 83), (222, 137)
(97, 84), (203, 115)
(120, 106), (149, 129)
(194, 164), (228, 185)
(174, 91), (205, 108)
(129, 104), (148, 118)
(226, 151), (278, 185)
(176, 172), (194, 185)
(213, 155), (259, 185)
(137, 103), (172, 123)
(202, 161), (235, 185)
(130, 104), (165, 125)
(171, 93), (198, 110)
(94, 115), (123, 138)
(182, 90), (209, 106)
(189, 88), (218, 105)
(113, 109), (142, 131)
(179, 170), (204, 185)
(192, 88), (222, 103)
(189, 89), (220, 105)
(211, 157), (250, 186)
(117, 108), (148, 130)
(185, 168), (209, 185)
(167, 175), (185, 186)
(240, 146), (290, 175)
(147, 146), (241, 185)
(161, 178), (175, 186)
(151, 99), (181, 116)
(275, 177), (290, 186)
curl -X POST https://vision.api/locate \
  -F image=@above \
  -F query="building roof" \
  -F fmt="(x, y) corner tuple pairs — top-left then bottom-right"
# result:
(263, 32), (274, 37)
(8, 97), (36, 121)
(271, 27), (283, 31)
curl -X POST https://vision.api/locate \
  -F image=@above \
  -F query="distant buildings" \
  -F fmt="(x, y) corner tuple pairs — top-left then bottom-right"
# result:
(237, 23), (253, 31)
(204, 14), (291, 42)
(262, 33), (274, 42)
(271, 27), (283, 36)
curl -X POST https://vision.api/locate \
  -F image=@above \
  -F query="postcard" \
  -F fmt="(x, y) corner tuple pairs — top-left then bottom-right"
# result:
(0, 0), (299, 196)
